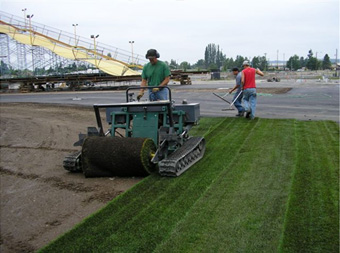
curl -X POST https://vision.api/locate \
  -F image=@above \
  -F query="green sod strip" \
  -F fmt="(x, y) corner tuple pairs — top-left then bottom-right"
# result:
(39, 118), (339, 253)
(92, 119), (259, 252)
(154, 119), (297, 252)
(39, 117), (242, 252)
(279, 120), (339, 252)
(40, 119), (228, 251)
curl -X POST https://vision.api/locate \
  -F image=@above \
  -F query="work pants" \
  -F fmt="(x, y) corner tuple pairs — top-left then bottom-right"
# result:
(243, 88), (257, 119)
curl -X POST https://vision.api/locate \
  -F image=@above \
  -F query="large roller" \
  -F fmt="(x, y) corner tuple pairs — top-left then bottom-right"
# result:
(81, 137), (156, 177)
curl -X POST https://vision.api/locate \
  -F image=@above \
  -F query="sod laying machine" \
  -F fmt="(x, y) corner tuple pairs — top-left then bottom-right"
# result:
(63, 87), (206, 177)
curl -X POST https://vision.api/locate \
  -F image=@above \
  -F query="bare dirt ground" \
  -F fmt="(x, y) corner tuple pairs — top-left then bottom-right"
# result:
(0, 103), (142, 252)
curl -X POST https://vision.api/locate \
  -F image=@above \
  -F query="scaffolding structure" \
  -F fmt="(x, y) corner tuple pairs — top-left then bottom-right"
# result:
(0, 11), (146, 78)
(0, 33), (81, 75)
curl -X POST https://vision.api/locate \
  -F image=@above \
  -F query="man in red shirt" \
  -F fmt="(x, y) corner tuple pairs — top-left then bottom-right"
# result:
(241, 61), (264, 120)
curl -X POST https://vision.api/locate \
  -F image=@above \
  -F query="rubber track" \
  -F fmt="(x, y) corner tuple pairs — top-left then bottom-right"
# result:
(63, 151), (82, 172)
(159, 137), (205, 177)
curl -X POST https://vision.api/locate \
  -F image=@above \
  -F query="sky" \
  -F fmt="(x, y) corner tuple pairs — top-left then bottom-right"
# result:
(1, 0), (339, 65)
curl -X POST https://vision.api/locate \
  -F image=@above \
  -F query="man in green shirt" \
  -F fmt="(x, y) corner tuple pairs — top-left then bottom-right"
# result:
(137, 49), (171, 101)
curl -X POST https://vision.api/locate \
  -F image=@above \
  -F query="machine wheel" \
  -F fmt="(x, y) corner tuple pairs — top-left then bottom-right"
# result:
(81, 136), (156, 177)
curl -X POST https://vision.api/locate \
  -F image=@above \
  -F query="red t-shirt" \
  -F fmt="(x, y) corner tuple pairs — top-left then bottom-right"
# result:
(242, 67), (256, 89)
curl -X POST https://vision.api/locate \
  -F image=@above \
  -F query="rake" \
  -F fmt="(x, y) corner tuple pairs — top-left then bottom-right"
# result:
(213, 91), (243, 111)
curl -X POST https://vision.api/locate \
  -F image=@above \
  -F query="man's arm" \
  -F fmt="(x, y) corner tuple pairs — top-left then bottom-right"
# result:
(140, 78), (147, 88)
(159, 76), (170, 87)
(256, 68), (264, 76)
(137, 79), (147, 100)
(229, 84), (239, 94)
(241, 71), (245, 87)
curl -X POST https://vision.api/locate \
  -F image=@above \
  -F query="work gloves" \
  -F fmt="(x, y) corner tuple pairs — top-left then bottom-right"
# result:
(137, 87), (160, 101)
(137, 90), (144, 101)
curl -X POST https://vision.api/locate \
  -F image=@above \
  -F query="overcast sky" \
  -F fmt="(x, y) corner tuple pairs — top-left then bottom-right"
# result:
(1, 0), (339, 64)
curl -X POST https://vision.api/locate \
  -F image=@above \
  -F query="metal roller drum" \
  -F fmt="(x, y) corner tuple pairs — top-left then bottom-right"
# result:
(81, 137), (156, 177)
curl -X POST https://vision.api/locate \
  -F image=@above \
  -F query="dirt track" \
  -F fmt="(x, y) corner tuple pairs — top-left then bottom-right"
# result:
(0, 103), (142, 252)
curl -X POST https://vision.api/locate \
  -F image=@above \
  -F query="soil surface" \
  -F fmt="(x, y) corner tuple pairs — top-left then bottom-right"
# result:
(0, 103), (142, 252)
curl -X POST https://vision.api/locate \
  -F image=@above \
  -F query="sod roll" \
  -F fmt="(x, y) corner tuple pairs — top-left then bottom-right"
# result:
(81, 136), (156, 177)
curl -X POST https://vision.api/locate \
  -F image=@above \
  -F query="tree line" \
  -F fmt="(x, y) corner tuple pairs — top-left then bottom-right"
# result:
(286, 49), (332, 71)
(0, 62), (94, 77)
(166, 43), (334, 71)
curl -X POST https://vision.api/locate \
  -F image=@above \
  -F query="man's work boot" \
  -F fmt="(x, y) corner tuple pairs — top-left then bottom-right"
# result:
(236, 111), (245, 117)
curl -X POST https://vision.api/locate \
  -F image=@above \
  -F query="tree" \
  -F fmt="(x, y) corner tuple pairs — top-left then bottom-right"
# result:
(322, 54), (332, 69)
(179, 61), (190, 71)
(0, 60), (10, 76)
(169, 59), (178, 70)
(306, 49), (318, 70)
(222, 57), (234, 71)
(204, 43), (226, 70)
(251, 57), (260, 68)
(193, 59), (205, 70)
(204, 43), (217, 69)
(286, 55), (301, 70)
(234, 55), (246, 68)
(299, 56), (307, 68)
(258, 56), (268, 70)
(251, 56), (268, 70)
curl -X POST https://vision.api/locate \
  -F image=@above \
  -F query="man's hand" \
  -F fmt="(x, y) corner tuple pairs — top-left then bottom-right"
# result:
(152, 88), (159, 93)
(137, 90), (144, 101)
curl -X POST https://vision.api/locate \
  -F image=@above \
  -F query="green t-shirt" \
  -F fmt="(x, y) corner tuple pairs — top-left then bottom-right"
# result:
(141, 60), (171, 87)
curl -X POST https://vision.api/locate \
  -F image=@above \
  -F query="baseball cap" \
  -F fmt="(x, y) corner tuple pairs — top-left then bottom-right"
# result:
(242, 60), (250, 66)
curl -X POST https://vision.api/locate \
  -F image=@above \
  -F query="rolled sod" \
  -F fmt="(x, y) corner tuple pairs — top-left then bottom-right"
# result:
(81, 136), (156, 177)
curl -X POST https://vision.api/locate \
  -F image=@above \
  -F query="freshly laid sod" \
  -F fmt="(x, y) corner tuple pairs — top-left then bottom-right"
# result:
(40, 118), (339, 252)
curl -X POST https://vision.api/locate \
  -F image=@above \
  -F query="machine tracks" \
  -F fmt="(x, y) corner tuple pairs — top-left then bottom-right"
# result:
(63, 151), (82, 173)
(159, 137), (206, 177)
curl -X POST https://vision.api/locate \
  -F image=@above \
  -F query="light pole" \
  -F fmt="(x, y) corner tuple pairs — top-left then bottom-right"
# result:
(72, 24), (78, 46)
(22, 8), (27, 28)
(129, 41), (134, 65)
(27, 14), (34, 28)
(283, 53), (285, 70)
(264, 53), (267, 71)
(26, 14), (34, 43)
(91, 34), (99, 66)
(27, 14), (34, 73)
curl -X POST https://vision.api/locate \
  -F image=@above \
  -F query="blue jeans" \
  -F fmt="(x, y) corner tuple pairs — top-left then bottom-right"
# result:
(149, 88), (168, 101)
(233, 91), (244, 113)
(243, 88), (257, 118)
